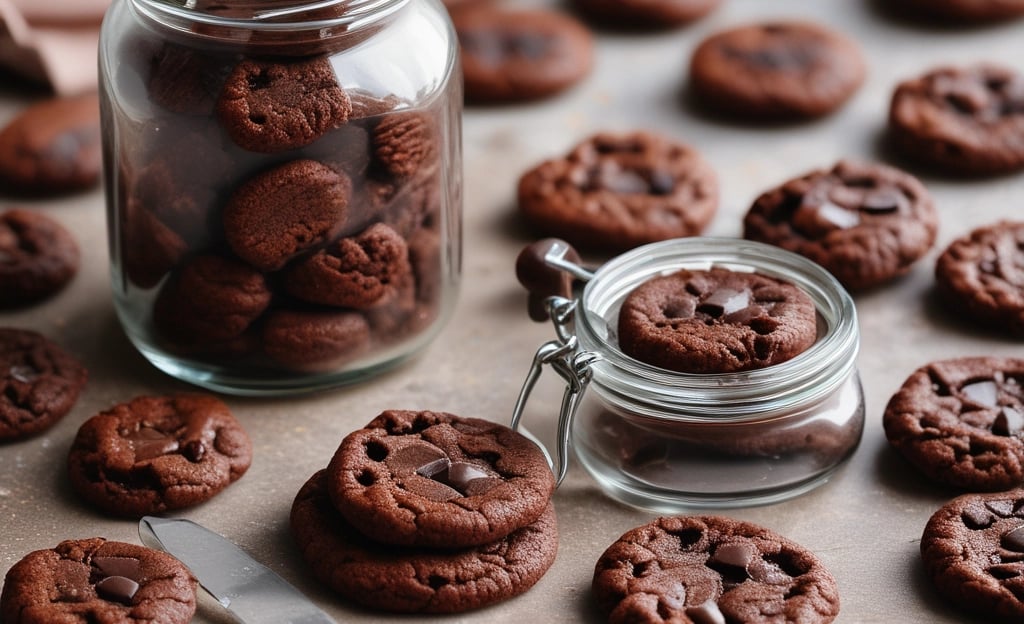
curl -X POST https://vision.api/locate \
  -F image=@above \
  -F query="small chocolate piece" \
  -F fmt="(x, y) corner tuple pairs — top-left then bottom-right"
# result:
(0, 209), (80, 308)
(515, 238), (582, 321)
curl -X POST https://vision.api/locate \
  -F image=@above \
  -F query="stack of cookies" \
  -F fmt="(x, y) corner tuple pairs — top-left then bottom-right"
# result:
(290, 409), (559, 614)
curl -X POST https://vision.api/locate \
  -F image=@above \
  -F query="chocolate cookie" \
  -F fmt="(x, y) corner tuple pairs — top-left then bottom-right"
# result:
(453, 7), (594, 103)
(261, 308), (371, 372)
(216, 56), (352, 153)
(935, 221), (1024, 336)
(223, 160), (352, 271)
(326, 410), (555, 548)
(889, 64), (1024, 176)
(593, 516), (840, 624)
(68, 394), (252, 517)
(0, 538), (197, 624)
(518, 132), (718, 253)
(290, 470), (558, 614)
(884, 357), (1024, 491)
(921, 490), (1024, 622)
(689, 21), (865, 121)
(0, 209), (80, 307)
(0, 328), (87, 442)
(743, 160), (939, 291)
(617, 267), (818, 373)
(0, 94), (102, 195)
(372, 111), (436, 180)
(571, 0), (721, 29)
(894, 0), (1024, 22)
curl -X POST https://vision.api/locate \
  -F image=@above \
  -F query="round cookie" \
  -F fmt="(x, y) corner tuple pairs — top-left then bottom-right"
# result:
(0, 328), (87, 442)
(327, 409), (555, 548)
(518, 132), (718, 253)
(372, 111), (437, 180)
(617, 267), (818, 373)
(889, 64), (1024, 176)
(290, 469), (558, 614)
(453, 6), (594, 103)
(743, 160), (939, 291)
(68, 394), (253, 517)
(921, 490), (1024, 622)
(935, 221), (1024, 336)
(883, 357), (1024, 491)
(0, 209), (80, 307)
(593, 515), (840, 624)
(571, 0), (721, 29)
(223, 159), (352, 271)
(216, 56), (352, 153)
(261, 308), (371, 372)
(894, 0), (1024, 22)
(0, 538), (197, 624)
(689, 21), (865, 121)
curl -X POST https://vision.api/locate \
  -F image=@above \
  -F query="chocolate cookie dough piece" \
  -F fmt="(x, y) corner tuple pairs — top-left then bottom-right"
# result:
(895, 0), (1024, 22)
(571, 0), (721, 29)
(0, 94), (102, 195)
(453, 7), (594, 103)
(68, 394), (252, 517)
(0, 209), (80, 307)
(935, 221), (1024, 336)
(889, 64), (1024, 176)
(216, 56), (351, 153)
(518, 132), (718, 253)
(0, 328), (87, 442)
(593, 516), (840, 624)
(261, 308), (371, 372)
(883, 357), (1024, 491)
(327, 410), (555, 548)
(224, 160), (352, 271)
(291, 470), (558, 614)
(743, 160), (939, 291)
(689, 21), (865, 121)
(285, 223), (412, 309)
(617, 267), (818, 373)
(0, 538), (197, 624)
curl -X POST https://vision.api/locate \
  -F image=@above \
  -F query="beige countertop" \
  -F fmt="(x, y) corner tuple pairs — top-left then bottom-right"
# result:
(2, 1), (1023, 622)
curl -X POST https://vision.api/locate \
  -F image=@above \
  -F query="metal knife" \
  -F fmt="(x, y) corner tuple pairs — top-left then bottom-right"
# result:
(139, 516), (337, 624)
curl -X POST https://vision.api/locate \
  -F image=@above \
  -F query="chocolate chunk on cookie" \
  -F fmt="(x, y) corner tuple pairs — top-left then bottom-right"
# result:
(0, 538), (197, 624)
(216, 56), (351, 152)
(291, 470), (558, 614)
(261, 308), (371, 372)
(889, 64), (1024, 176)
(454, 7), (594, 103)
(518, 132), (717, 253)
(0, 328), (87, 442)
(571, 0), (721, 29)
(68, 394), (252, 517)
(0, 209), (80, 307)
(327, 410), (555, 548)
(921, 490), (1024, 621)
(743, 160), (939, 291)
(617, 267), (818, 373)
(593, 516), (840, 624)
(0, 94), (102, 195)
(689, 21), (865, 121)
(224, 160), (352, 271)
(935, 221), (1024, 337)
(884, 357), (1024, 491)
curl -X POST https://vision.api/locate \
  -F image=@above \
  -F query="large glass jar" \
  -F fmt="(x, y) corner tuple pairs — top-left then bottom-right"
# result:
(98, 0), (462, 395)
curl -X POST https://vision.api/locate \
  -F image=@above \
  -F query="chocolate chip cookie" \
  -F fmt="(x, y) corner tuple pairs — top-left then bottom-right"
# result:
(935, 221), (1024, 337)
(261, 308), (371, 372)
(326, 409), (555, 548)
(921, 490), (1024, 621)
(617, 267), (818, 373)
(883, 357), (1024, 491)
(593, 516), (840, 624)
(743, 160), (939, 291)
(0, 209), (80, 308)
(0, 538), (197, 624)
(689, 21), (865, 121)
(518, 131), (718, 253)
(571, 0), (721, 29)
(291, 469), (558, 614)
(68, 394), (253, 517)
(889, 64), (1024, 176)
(0, 328), (87, 442)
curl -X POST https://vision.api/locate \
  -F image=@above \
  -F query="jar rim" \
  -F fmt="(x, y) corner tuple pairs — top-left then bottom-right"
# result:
(576, 237), (860, 422)
(131, 0), (408, 30)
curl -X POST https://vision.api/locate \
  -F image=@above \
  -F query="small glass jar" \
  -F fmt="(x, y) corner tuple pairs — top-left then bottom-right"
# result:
(513, 238), (863, 510)
(98, 0), (462, 395)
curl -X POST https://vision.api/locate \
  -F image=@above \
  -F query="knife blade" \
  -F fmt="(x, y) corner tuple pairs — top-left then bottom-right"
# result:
(139, 516), (336, 624)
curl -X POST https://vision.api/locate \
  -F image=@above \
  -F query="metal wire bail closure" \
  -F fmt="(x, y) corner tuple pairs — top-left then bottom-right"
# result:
(511, 296), (601, 486)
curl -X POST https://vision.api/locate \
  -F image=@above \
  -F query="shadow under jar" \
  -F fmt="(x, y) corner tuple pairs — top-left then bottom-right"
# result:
(99, 0), (462, 395)
(514, 238), (863, 510)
